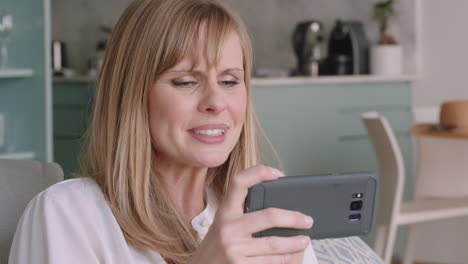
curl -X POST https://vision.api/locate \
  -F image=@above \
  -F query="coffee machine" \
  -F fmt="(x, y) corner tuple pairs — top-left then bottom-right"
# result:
(292, 20), (325, 76)
(322, 20), (370, 75)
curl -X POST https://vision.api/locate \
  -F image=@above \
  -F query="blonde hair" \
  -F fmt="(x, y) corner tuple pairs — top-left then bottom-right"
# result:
(80, 0), (259, 263)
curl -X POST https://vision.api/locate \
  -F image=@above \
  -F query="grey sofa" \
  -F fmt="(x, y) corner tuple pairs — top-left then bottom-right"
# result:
(0, 159), (64, 264)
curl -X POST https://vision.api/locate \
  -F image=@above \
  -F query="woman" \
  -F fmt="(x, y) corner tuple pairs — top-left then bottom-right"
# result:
(9, 0), (317, 263)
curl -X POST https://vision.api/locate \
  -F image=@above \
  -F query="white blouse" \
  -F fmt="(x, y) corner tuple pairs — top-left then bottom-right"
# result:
(9, 178), (318, 263)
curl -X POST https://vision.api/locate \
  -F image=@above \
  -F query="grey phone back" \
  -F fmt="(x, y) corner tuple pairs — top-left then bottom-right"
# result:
(244, 172), (377, 240)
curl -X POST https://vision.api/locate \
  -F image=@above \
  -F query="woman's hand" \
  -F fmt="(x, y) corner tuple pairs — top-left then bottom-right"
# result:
(188, 165), (313, 264)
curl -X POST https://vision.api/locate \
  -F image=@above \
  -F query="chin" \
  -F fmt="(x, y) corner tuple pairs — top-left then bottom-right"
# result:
(194, 152), (230, 168)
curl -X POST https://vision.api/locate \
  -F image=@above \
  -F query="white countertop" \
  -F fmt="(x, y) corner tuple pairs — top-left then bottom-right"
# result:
(251, 74), (417, 85)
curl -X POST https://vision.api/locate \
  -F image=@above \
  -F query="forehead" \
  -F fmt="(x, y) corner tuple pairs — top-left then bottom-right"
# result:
(177, 30), (244, 70)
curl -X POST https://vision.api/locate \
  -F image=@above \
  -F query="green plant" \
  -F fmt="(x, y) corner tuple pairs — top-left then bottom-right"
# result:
(373, 0), (397, 45)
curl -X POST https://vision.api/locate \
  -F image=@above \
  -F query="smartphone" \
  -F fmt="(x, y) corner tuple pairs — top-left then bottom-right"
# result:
(244, 172), (377, 240)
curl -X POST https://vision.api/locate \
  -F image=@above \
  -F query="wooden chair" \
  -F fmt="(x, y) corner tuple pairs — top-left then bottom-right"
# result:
(361, 112), (468, 264)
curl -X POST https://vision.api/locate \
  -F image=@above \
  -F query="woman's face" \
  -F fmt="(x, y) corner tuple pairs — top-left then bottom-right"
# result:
(148, 32), (247, 169)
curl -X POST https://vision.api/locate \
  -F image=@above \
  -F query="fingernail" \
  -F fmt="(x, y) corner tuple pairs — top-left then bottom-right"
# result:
(304, 216), (313, 226)
(301, 236), (310, 246)
(272, 168), (284, 177)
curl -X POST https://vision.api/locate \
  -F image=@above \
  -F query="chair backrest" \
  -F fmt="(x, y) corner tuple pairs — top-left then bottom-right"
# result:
(0, 159), (63, 264)
(410, 106), (439, 197)
(361, 112), (405, 229)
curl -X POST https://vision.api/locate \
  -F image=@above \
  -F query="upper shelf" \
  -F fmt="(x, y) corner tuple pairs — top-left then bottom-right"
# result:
(54, 75), (96, 83)
(0, 151), (36, 160)
(54, 74), (418, 86)
(0, 69), (34, 79)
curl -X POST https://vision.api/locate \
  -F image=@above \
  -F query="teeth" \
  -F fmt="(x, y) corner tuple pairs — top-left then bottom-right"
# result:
(195, 129), (225, 136)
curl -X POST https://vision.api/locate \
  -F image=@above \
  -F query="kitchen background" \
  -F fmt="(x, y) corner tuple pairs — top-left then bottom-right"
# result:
(52, 0), (468, 107)
(52, 0), (417, 76)
(1, 0), (468, 263)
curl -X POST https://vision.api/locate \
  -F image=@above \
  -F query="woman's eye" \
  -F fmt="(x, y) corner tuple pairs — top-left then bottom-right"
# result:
(171, 80), (197, 88)
(219, 80), (240, 87)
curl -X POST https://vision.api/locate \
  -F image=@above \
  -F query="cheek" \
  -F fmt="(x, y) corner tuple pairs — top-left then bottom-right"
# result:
(234, 89), (248, 124)
(148, 87), (195, 144)
(148, 88), (177, 145)
(149, 90), (167, 129)
(148, 97), (163, 148)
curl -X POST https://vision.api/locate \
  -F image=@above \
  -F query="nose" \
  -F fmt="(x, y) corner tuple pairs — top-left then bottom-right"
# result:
(198, 80), (227, 114)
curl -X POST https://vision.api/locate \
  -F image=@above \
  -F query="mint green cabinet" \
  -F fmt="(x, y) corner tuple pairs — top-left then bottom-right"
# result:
(0, 0), (52, 162)
(252, 82), (412, 176)
(252, 81), (413, 254)
(53, 81), (95, 178)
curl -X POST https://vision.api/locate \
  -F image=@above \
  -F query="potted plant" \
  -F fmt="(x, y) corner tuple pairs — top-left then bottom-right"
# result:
(370, 0), (402, 75)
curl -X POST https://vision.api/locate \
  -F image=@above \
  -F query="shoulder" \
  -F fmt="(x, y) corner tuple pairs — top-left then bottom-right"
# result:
(11, 179), (151, 263)
(16, 177), (126, 253)
(35, 177), (105, 207)
(25, 177), (110, 222)
(40, 177), (102, 200)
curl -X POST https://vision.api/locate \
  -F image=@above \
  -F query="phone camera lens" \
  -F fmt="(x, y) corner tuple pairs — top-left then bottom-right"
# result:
(350, 200), (363, 211)
(349, 213), (361, 222)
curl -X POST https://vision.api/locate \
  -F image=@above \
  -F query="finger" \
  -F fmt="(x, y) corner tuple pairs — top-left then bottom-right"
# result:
(244, 253), (297, 264)
(239, 208), (313, 234)
(288, 250), (306, 264)
(240, 235), (310, 257)
(220, 165), (284, 216)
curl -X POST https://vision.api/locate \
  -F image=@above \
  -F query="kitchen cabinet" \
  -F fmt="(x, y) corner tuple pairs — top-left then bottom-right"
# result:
(251, 79), (412, 191)
(0, 0), (52, 162)
(252, 79), (413, 255)
(53, 80), (95, 178)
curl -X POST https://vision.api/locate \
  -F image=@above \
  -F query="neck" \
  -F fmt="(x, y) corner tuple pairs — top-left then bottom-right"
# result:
(155, 156), (209, 224)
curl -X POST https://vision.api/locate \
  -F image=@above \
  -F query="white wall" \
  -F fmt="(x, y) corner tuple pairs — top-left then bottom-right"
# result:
(413, 0), (468, 107)
(412, 0), (468, 262)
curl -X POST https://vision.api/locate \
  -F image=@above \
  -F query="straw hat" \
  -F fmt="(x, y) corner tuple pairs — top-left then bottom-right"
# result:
(410, 100), (468, 139)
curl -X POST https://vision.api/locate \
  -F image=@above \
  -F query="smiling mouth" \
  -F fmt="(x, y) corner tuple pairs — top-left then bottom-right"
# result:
(188, 125), (228, 144)
(194, 129), (225, 136)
